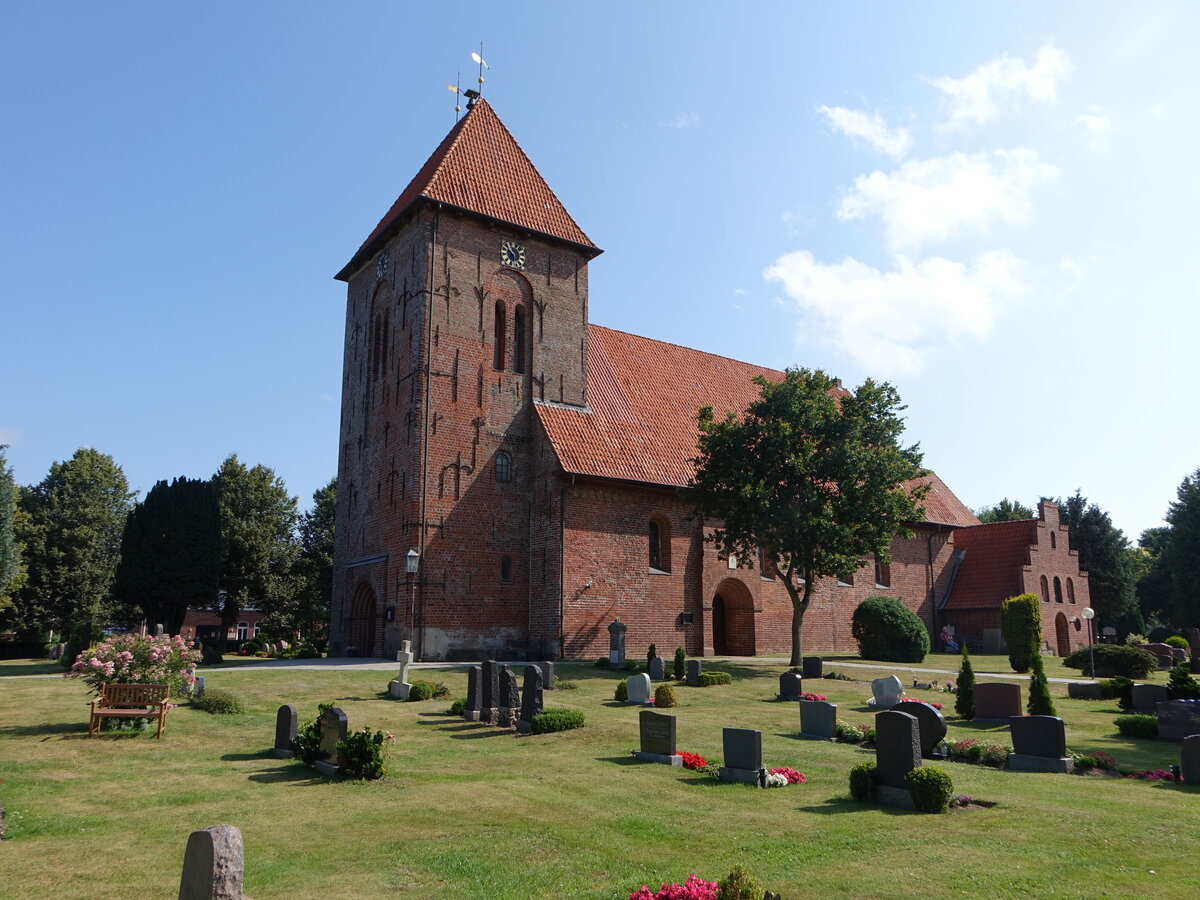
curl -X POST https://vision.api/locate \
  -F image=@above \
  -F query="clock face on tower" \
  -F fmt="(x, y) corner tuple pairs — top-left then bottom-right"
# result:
(376, 249), (390, 280)
(500, 239), (526, 270)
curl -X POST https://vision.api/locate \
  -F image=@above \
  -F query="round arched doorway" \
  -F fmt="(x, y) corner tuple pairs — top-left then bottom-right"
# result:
(346, 582), (378, 657)
(710, 579), (756, 656)
(1054, 612), (1070, 657)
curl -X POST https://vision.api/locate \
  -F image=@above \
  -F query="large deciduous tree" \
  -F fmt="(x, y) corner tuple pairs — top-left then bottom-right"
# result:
(1056, 490), (1136, 627)
(0, 445), (25, 627)
(686, 368), (927, 666)
(976, 498), (1034, 523)
(1160, 469), (1200, 630)
(114, 477), (220, 635)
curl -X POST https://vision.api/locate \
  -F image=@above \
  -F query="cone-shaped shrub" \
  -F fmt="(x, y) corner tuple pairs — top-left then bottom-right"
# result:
(1027, 653), (1056, 716)
(955, 647), (976, 720)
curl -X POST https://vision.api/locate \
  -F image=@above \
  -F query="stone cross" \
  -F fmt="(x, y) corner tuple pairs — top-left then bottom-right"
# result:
(273, 704), (297, 759)
(178, 824), (243, 900)
(389, 640), (414, 699)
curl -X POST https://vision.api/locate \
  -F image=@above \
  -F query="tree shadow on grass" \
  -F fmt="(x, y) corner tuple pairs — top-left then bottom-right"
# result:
(247, 765), (324, 785)
(1150, 780), (1200, 793)
(221, 752), (271, 761)
(0, 721), (86, 737)
(796, 797), (910, 815)
(596, 755), (642, 766)
(447, 726), (514, 740)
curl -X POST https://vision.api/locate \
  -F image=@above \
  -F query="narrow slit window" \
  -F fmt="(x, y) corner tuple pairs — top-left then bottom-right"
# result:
(493, 301), (506, 370)
(500, 556), (513, 584)
(513, 304), (526, 373)
(495, 451), (511, 483)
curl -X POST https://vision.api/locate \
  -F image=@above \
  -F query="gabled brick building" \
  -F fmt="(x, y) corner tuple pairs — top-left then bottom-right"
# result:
(327, 98), (1084, 661)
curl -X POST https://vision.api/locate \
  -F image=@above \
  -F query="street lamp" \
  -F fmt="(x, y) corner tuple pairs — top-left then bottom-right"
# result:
(405, 549), (420, 638)
(1081, 607), (1096, 679)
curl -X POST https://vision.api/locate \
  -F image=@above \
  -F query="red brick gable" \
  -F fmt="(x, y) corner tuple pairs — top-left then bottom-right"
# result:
(337, 99), (597, 280)
(943, 518), (1038, 610)
(535, 324), (979, 527)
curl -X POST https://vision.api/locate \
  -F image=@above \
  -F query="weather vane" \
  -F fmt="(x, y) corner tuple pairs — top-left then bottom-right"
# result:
(447, 43), (488, 122)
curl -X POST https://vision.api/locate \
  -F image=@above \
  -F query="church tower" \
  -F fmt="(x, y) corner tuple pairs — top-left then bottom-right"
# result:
(329, 99), (601, 660)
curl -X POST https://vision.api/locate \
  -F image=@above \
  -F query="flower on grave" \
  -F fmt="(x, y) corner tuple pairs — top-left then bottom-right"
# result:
(768, 766), (806, 785)
(904, 697), (944, 711)
(799, 692), (827, 702)
(765, 772), (788, 787)
(629, 874), (719, 900)
(953, 794), (973, 807)
(1126, 769), (1175, 781)
(679, 751), (707, 770)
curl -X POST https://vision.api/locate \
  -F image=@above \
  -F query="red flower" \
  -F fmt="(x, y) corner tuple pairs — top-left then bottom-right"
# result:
(679, 752), (707, 770)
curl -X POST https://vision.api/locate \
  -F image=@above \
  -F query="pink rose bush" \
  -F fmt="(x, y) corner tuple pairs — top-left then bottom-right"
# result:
(630, 874), (718, 900)
(66, 633), (201, 696)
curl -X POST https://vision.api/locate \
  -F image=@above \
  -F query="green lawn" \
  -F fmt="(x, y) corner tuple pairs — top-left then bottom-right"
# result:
(0, 657), (1195, 899)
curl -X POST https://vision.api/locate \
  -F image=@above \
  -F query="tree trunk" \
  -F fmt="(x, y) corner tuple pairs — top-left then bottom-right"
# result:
(790, 600), (804, 667)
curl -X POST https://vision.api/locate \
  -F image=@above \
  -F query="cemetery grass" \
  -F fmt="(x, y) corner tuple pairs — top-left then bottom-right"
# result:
(1, 661), (1196, 899)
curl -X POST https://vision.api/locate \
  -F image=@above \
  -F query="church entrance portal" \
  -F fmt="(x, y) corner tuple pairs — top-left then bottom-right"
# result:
(711, 579), (756, 656)
(346, 582), (378, 657)
(1054, 612), (1070, 657)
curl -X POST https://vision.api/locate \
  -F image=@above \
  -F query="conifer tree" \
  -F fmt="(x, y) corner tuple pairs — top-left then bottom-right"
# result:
(955, 646), (975, 720)
(1027, 652), (1056, 716)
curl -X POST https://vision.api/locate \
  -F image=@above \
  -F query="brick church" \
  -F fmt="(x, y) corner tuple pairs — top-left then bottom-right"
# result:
(327, 97), (1090, 662)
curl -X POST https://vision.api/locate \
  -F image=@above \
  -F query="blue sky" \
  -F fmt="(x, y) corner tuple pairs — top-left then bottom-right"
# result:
(3, 2), (1196, 541)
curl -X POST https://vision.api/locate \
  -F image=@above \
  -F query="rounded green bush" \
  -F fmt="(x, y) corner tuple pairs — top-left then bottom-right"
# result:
(717, 865), (764, 900)
(1064, 644), (1157, 679)
(531, 709), (584, 733)
(1165, 635), (1190, 649)
(407, 680), (434, 701)
(906, 766), (954, 813)
(193, 688), (245, 715)
(1114, 714), (1158, 739)
(614, 680), (628, 702)
(851, 596), (929, 662)
(654, 684), (677, 708)
(448, 697), (466, 716)
(698, 671), (732, 686)
(849, 761), (876, 802)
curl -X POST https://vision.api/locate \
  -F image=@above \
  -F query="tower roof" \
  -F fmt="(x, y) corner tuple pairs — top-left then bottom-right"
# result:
(336, 98), (598, 281)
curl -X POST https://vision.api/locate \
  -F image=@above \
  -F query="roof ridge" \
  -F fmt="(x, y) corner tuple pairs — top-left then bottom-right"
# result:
(588, 323), (783, 379)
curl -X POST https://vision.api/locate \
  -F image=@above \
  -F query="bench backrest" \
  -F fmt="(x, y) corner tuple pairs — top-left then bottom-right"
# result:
(100, 683), (170, 706)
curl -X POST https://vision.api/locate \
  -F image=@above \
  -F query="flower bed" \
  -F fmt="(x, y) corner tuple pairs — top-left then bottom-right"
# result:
(799, 691), (827, 702)
(679, 751), (707, 770)
(766, 766), (806, 786)
(630, 875), (718, 900)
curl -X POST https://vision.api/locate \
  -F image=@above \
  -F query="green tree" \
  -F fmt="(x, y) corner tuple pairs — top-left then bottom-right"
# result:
(976, 498), (1034, 523)
(1160, 469), (1200, 629)
(114, 477), (220, 635)
(273, 477), (335, 639)
(15, 448), (135, 631)
(1027, 652), (1056, 716)
(1000, 593), (1041, 673)
(0, 445), (25, 626)
(1057, 491), (1135, 625)
(955, 647), (975, 719)
(214, 455), (299, 649)
(686, 368), (927, 666)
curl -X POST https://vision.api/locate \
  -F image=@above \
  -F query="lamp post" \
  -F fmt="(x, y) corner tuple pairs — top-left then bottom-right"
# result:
(405, 548), (420, 640)
(1081, 607), (1095, 679)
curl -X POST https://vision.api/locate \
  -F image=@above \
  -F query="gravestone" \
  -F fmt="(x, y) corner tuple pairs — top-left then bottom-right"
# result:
(1181, 735), (1200, 785)
(388, 640), (414, 700)
(608, 619), (627, 666)
(272, 705), (297, 759)
(1189, 628), (1200, 674)
(537, 660), (555, 690)
(1156, 699), (1200, 741)
(686, 659), (702, 687)
(778, 672), (802, 701)
(1132, 683), (1169, 713)
(178, 824), (243, 900)
(868, 675), (904, 709)
(156, 623), (164, 637)
(974, 682), (1022, 720)
(1067, 682), (1102, 700)
(464, 665), (482, 721)
(799, 699), (837, 740)
(1173, 647), (1188, 663)
(801, 657), (823, 679)
(516, 665), (544, 733)
(194, 675), (206, 697)
(874, 710), (921, 809)
(718, 727), (764, 786)
(892, 700), (947, 757)
(633, 710), (681, 765)
(626, 673), (652, 705)
(1008, 715), (1073, 773)
(1144, 643), (1176, 669)
(481, 660), (499, 724)
(497, 665), (521, 727)
(313, 707), (348, 777)
(648, 657), (665, 681)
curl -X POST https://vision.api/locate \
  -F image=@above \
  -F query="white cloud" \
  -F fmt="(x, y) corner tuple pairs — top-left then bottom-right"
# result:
(763, 250), (1028, 374)
(1076, 107), (1113, 152)
(0, 426), (23, 446)
(837, 149), (1059, 253)
(928, 45), (1072, 130)
(733, 288), (748, 296)
(661, 112), (699, 129)
(1148, 101), (1167, 117)
(817, 105), (913, 158)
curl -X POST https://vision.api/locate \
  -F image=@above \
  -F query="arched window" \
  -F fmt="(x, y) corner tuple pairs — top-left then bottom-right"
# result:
(1053, 576), (1063, 603)
(1050, 531), (1057, 550)
(513, 304), (526, 373)
(495, 451), (511, 483)
(493, 301), (506, 370)
(1067, 577), (1075, 603)
(649, 517), (670, 573)
(874, 554), (891, 588)
(1040, 575), (1050, 602)
(758, 546), (775, 580)
(500, 556), (513, 584)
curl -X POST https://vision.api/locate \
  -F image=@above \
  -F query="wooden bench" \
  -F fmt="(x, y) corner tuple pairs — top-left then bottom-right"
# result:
(88, 683), (171, 738)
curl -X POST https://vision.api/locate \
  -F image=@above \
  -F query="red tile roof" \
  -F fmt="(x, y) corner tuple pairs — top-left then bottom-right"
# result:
(535, 324), (979, 528)
(943, 518), (1038, 610)
(337, 99), (597, 280)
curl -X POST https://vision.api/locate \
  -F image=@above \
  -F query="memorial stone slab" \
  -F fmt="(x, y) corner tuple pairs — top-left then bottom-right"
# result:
(1132, 683), (1169, 713)
(648, 657), (665, 681)
(801, 657), (823, 679)
(273, 704), (297, 759)
(892, 700), (947, 757)
(1144, 643), (1176, 669)
(1190, 628), (1200, 673)
(874, 710), (921, 790)
(497, 665), (521, 726)
(633, 710), (681, 765)
(869, 675), (904, 709)
(799, 699), (837, 740)
(778, 672), (803, 701)
(974, 682), (1022, 720)
(1008, 715), (1073, 772)
(608, 619), (627, 666)
(178, 824), (243, 900)
(1067, 682), (1102, 700)
(1181, 734), (1200, 785)
(194, 675), (205, 697)
(1156, 699), (1200, 741)
(481, 660), (499, 723)
(464, 666), (482, 721)
(516, 665), (544, 733)
(314, 707), (348, 777)
(686, 659), (702, 687)
(536, 660), (555, 690)
(627, 673), (652, 705)
(719, 727), (764, 785)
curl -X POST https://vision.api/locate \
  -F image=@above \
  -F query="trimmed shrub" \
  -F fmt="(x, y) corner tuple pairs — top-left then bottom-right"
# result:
(654, 684), (677, 708)
(1001, 593), (1041, 674)
(674, 647), (686, 681)
(1168, 663), (1200, 700)
(623, 659), (642, 673)
(447, 697), (467, 716)
(1064, 644), (1157, 679)
(555, 680), (578, 690)
(1165, 635), (1190, 649)
(1027, 653), (1056, 716)
(906, 766), (954, 813)
(1107, 676), (1134, 710)
(851, 596), (929, 663)
(614, 681), (628, 702)
(292, 701), (334, 765)
(849, 761), (876, 802)
(1114, 714), (1158, 739)
(193, 688), (245, 715)
(698, 671), (732, 686)
(1124, 633), (1147, 646)
(531, 709), (584, 734)
(955, 647), (976, 720)
(336, 727), (391, 780)
(835, 721), (866, 743)
(594, 656), (610, 668)
(717, 865), (763, 900)
(407, 680), (434, 701)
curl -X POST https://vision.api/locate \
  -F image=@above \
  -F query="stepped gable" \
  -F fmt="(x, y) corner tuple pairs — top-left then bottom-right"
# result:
(337, 98), (597, 280)
(535, 324), (977, 528)
(943, 518), (1038, 609)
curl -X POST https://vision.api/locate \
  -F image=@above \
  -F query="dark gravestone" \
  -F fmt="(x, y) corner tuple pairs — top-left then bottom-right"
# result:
(801, 657), (823, 679)
(1182, 735), (1200, 785)
(497, 665), (521, 727)
(1189, 628), (1200, 673)
(686, 659), (702, 687)
(799, 699), (837, 740)
(464, 666), (482, 721)
(633, 710), (681, 765)
(1132, 683), (1169, 713)
(648, 657), (665, 681)
(178, 824), (243, 900)
(516, 665), (544, 733)
(778, 672), (802, 701)
(1067, 682), (1102, 700)
(481, 660), (499, 723)
(1144, 643), (1176, 669)
(974, 682), (1022, 720)
(719, 727), (764, 785)
(314, 707), (348, 777)
(874, 710), (921, 790)
(892, 700), (947, 757)
(608, 618), (627, 666)
(1008, 715), (1072, 772)
(273, 704), (297, 758)
(537, 660), (555, 690)
(1156, 699), (1200, 741)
